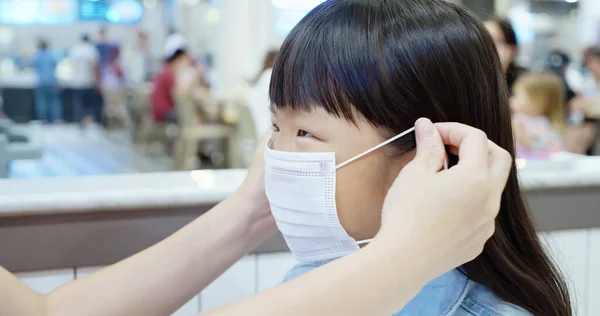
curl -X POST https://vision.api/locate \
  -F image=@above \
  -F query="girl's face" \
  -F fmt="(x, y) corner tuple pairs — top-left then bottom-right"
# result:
(270, 107), (412, 241)
(511, 86), (543, 116)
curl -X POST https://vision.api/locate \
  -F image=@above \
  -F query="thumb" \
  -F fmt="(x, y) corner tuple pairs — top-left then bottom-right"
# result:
(413, 118), (445, 172)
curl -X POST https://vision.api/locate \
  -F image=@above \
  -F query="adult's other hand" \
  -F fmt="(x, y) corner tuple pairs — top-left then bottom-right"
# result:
(377, 118), (512, 281)
(234, 129), (276, 235)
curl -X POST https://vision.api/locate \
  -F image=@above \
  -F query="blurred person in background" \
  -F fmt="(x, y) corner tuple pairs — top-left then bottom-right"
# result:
(511, 73), (566, 159)
(568, 47), (600, 154)
(134, 29), (150, 82)
(95, 27), (112, 79)
(91, 26), (113, 126)
(573, 47), (600, 118)
(562, 48), (591, 94)
(32, 39), (62, 123)
(484, 18), (527, 91)
(69, 34), (101, 127)
(101, 46), (127, 128)
(152, 34), (190, 123)
(247, 49), (278, 139)
(101, 46), (125, 90)
(540, 50), (597, 155)
(543, 50), (576, 104)
(121, 29), (150, 85)
(152, 34), (210, 124)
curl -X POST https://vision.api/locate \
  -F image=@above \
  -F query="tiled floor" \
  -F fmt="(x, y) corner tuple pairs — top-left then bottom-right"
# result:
(9, 124), (171, 179)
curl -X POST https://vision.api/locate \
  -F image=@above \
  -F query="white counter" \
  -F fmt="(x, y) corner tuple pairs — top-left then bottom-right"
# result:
(0, 155), (599, 217)
(518, 154), (600, 190)
(0, 169), (246, 217)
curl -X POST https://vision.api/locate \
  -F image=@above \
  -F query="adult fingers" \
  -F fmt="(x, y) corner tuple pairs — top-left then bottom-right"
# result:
(434, 123), (489, 169)
(248, 129), (272, 170)
(259, 128), (273, 148)
(447, 140), (511, 167)
(446, 145), (459, 156)
(487, 141), (513, 191)
(413, 118), (446, 172)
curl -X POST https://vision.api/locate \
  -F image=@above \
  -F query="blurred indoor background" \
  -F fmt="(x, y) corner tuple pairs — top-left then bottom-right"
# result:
(1, 1), (600, 316)
(0, 0), (597, 178)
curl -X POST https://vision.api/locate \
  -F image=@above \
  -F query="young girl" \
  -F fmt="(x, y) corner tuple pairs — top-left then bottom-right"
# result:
(511, 73), (567, 159)
(265, 0), (571, 315)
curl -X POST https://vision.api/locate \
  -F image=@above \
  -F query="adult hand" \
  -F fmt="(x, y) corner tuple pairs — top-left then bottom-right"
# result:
(234, 129), (276, 235)
(377, 118), (512, 281)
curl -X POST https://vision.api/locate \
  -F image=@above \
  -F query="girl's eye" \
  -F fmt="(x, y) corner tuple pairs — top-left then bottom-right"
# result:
(272, 124), (280, 132)
(297, 129), (313, 137)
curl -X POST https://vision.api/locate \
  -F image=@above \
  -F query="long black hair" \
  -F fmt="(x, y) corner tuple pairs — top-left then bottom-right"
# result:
(270, 1), (571, 315)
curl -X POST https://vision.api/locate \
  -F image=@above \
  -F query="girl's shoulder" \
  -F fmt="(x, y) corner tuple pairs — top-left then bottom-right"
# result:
(455, 282), (532, 316)
(284, 261), (531, 316)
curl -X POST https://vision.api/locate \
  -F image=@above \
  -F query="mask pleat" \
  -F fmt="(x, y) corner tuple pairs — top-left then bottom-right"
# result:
(270, 205), (332, 225)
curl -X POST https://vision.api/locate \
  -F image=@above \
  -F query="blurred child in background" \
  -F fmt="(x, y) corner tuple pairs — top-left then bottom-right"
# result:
(511, 73), (566, 159)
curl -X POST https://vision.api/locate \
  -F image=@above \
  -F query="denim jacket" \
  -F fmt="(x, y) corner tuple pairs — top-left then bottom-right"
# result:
(284, 260), (531, 316)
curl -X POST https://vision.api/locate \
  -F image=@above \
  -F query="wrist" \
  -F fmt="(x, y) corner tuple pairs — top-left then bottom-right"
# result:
(353, 240), (428, 308)
(228, 188), (276, 249)
(369, 231), (437, 285)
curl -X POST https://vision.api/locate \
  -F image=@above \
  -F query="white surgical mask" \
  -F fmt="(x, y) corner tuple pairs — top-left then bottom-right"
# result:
(264, 127), (415, 262)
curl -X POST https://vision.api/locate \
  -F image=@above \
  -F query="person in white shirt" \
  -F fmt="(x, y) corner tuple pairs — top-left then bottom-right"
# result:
(247, 50), (278, 139)
(69, 34), (101, 126)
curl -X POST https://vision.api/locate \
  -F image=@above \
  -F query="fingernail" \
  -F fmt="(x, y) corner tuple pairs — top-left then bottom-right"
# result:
(416, 118), (434, 137)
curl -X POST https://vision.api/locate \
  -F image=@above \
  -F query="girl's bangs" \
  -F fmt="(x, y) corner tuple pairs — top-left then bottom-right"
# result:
(268, 6), (357, 122)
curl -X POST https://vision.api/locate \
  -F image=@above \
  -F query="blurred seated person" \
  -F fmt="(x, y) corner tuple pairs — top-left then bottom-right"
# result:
(247, 50), (278, 139)
(511, 73), (566, 159)
(32, 39), (62, 123)
(572, 47), (600, 118)
(567, 47), (600, 154)
(101, 46), (128, 127)
(152, 34), (211, 125)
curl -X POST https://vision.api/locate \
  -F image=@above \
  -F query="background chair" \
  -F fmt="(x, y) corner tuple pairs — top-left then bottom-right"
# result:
(172, 90), (239, 170)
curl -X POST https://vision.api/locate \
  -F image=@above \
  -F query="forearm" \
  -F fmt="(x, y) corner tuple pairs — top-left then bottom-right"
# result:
(38, 191), (272, 316)
(0, 267), (46, 316)
(205, 240), (428, 316)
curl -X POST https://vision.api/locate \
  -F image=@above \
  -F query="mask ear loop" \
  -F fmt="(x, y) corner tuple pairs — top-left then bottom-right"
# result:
(337, 127), (416, 246)
(358, 154), (448, 247)
(343, 127), (448, 246)
(336, 127), (416, 169)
